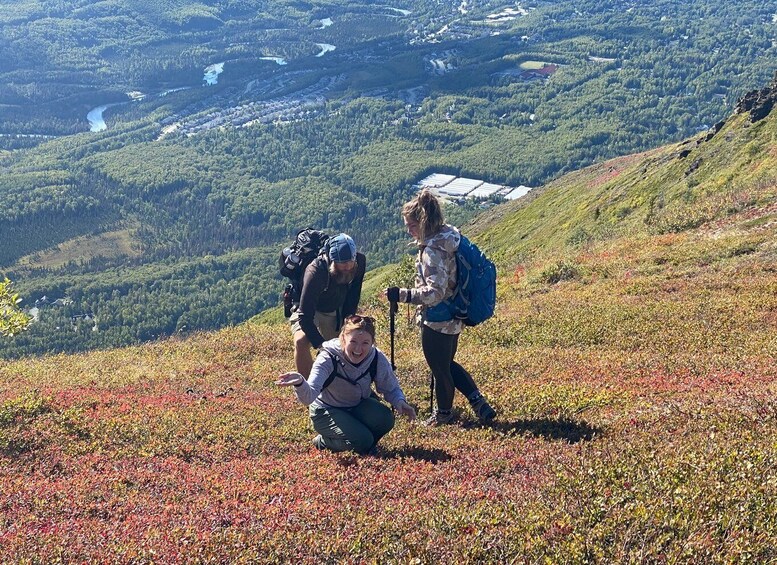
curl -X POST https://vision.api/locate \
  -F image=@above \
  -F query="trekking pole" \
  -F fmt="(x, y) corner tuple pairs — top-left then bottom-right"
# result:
(430, 374), (434, 415)
(389, 299), (397, 371)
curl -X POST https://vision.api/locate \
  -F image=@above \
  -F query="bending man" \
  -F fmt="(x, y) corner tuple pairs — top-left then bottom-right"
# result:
(289, 233), (366, 377)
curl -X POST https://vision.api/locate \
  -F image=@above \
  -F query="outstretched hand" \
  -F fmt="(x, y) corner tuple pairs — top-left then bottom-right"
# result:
(395, 400), (417, 421)
(276, 372), (304, 387)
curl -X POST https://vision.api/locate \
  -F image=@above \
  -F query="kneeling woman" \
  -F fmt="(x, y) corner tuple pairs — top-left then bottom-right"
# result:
(277, 315), (416, 453)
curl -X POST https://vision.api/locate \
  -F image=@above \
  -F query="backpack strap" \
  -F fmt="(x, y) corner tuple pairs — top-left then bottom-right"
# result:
(289, 257), (330, 312)
(310, 256), (331, 294)
(321, 351), (380, 391)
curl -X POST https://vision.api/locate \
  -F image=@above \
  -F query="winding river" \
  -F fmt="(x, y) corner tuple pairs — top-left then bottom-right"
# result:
(87, 26), (345, 132)
(87, 103), (125, 132)
(78, 5), (408, 134)
(315, 43), (336, 57)
(386, 7), (411, 16)
(259, 56), (288, 65)
(87, 63), (224, 132)
(203, 62), (225, 85)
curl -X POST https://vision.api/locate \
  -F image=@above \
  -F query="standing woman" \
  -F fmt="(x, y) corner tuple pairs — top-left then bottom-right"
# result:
(277, 315), (416, 454)
(385, 189), (496, 426)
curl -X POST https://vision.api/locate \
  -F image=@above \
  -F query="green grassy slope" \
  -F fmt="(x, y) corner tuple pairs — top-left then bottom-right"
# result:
(0, 88), (775, 561)
(476, 105), (776, 263)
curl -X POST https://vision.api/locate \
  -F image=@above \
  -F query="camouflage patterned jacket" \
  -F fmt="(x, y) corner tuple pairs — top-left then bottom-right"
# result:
(399, 224), (462, 335)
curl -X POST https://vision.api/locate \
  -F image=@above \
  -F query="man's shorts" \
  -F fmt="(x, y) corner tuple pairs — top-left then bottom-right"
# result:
(288, 309), (339, 341)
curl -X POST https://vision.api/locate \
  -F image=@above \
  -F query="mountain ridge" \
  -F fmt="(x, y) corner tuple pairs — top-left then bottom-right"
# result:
(465, 75), (776, 265)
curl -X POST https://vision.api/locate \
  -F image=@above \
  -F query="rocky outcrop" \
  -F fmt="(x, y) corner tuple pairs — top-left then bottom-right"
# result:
(735, 71), (777, 123)
(700, 119), (726, 143)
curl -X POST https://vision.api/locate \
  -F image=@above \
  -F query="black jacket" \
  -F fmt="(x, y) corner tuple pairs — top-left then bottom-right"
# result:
(297, 252), (366, 348)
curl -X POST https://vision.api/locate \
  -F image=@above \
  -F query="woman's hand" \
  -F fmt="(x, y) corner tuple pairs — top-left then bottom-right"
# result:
(384, 287), (401, 303)
(276, 372), (304, 387)
(395, 400), (417, 421)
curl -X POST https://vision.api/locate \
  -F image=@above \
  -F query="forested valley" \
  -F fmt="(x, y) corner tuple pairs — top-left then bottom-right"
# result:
(1, 0), (776, 357)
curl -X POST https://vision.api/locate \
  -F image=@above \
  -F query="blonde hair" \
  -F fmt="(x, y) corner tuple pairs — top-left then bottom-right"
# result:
(402, 189), (444, 240)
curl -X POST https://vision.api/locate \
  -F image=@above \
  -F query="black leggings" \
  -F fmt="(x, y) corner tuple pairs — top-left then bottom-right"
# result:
(421, 325), (478, 411)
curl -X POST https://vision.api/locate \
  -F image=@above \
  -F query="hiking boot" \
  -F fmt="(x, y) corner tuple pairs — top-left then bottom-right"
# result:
(363, 444), (379, 456)
(471, 397), (497, 423)
(423, 410), (455, 427)
(312, 435), (326, 450)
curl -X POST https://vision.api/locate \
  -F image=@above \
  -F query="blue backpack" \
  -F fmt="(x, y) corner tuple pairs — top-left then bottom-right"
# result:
(425, 234), (497, 326)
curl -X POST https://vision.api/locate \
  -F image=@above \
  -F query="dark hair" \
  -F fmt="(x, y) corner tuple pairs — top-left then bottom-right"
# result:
(340, 315), (376, 341)
(402, 189), (444, 240)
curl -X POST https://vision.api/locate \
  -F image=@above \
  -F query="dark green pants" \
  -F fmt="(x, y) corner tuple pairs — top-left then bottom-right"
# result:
(310, 397), (395, 454)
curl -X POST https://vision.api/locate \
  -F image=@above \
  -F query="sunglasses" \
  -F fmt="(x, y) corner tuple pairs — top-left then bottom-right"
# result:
(345, 314), (375, 324)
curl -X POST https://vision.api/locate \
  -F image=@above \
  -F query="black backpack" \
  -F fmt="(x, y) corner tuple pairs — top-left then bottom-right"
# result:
(321, 351), (380, 391)
(279, 228), (330, 315)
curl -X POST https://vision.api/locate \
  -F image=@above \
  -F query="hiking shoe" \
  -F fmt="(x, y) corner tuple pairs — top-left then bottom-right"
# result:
(422, 410), (455, 427)
(471, 398), (497, 423)
(312, 435), (326, 450)
(363, 444), (379, 456)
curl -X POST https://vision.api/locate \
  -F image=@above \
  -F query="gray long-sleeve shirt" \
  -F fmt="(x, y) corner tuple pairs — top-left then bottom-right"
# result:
(293, 338), (407, 409)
